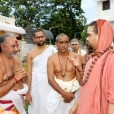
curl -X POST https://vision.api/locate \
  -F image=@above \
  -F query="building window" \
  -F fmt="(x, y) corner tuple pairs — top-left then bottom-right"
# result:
(102, 0), (110, 10)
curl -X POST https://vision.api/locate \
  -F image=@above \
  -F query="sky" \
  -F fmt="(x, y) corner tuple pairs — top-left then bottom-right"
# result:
(81, 0), (96, 23)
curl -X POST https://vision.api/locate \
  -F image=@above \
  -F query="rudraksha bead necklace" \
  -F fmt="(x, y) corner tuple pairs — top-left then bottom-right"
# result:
(80, 46), (113, 86)
(58, 52), (69, 77)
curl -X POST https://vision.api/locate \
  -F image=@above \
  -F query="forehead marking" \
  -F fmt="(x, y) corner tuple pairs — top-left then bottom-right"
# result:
(87, 27), (94, 34)
(71, 42), (79, 45)
(13, 39), (18, 45)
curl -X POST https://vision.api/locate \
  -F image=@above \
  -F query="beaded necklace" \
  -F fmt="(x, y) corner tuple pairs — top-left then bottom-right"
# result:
(58, 52), (69, 77)
(80, 46), (113, 86)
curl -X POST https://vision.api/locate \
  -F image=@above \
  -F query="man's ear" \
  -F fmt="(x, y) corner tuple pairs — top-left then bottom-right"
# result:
(33, 37), (35, 42)
(1, 44), (5, 51)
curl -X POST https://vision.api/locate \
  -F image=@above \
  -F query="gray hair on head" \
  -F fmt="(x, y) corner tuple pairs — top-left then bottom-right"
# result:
(0, 33), (16, 52)
(56, 33), (69, 42)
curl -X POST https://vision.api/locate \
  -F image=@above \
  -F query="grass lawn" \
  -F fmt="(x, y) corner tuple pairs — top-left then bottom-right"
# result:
(23, 62), (27, 71)
(24, 100), (28, 114)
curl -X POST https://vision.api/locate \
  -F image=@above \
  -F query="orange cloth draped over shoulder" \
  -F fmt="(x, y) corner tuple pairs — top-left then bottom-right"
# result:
(77, 19), (114, 114)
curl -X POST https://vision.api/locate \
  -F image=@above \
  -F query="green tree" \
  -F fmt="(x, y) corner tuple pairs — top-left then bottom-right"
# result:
(0, 0), (52, 28)
(0, 0), (86, 44)
(41, 0), (86, 44)
(9, 0), (52, 28)
(80, 24), (88, 45)
(0, 0), (12, 16)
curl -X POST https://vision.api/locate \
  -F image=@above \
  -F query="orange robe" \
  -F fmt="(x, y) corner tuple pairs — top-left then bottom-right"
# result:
(77, 20), (114, 114)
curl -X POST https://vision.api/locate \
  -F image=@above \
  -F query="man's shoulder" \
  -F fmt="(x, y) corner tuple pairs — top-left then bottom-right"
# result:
(29, 47), (36, 53)
(48, 52), (58, 59)
(27, 47), (37, 56)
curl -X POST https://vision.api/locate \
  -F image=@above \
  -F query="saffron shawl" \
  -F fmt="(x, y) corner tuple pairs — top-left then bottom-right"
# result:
(77, 20), (114, 114)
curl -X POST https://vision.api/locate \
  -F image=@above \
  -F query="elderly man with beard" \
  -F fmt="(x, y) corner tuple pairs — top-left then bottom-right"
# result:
(46, 33), (82, 114)
(26, 28), (57, 114)
(69, 19), (114, 114)
(0, 33), (28, 114)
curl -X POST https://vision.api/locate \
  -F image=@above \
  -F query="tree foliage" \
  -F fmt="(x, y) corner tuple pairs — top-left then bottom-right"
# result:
(80, 24), (88, 45)
(0, 0), (12, 16)
(42, 0), (86, 43)
(0, 0), (87, 44)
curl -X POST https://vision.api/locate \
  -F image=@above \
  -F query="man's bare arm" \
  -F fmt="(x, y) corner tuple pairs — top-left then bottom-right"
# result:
(107, 103), (114, 114)
(0, 79), (16, 97)
(68, 54), (82, 82)
(0, 69), (26, 98)
(69, 97), (80, 114)
(75, 54), (82, 72)
(0, 67), (16, 97)
(14, 56), (28, 82)
(0, 65), (3, 86)
(26, 52), (32, 104)
(76, 54), (82, 82)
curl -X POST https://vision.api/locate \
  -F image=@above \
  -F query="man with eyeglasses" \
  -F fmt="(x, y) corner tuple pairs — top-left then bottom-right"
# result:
(70, 38), (86, 56)
(46, 33), (82, 114)
(26, 28), (57, 114)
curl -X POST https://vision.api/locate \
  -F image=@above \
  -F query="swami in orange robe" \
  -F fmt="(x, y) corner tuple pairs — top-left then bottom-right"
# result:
(77, 19), (114, 114)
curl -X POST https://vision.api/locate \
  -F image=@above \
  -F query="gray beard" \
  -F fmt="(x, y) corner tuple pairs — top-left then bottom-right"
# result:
(5, 51), (16, 58)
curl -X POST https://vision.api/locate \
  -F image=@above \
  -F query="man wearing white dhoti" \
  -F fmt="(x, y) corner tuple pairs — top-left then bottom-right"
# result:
(0, 33), (28, 113)
(46, 78), (80, 114)
(0, 84), (28, 114)
(46, 33), (82, 114)
(26, 28), (57, 114)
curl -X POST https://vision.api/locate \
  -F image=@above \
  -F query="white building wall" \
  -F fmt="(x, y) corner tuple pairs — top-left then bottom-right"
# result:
(95, 0), (114, 28)
(19, 41), (36, 61)
(96, 0), (114, 18)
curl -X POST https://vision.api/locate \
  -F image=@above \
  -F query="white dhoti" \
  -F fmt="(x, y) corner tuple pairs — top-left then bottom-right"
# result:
(0, 84), (28, 114)
(46, 78), (80, 114)
(28, 72), (51, 114)
(28, 46), (57, 114)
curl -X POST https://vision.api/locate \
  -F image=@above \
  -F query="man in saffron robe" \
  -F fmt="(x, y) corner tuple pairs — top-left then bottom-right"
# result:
(69, 19), (114, 114)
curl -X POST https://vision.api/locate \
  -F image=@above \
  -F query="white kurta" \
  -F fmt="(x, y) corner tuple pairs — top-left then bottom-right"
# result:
(28, 46), (57, 114)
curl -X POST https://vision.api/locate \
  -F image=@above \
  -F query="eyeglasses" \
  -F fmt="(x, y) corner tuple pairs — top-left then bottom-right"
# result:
(35, 36), (45, 39)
